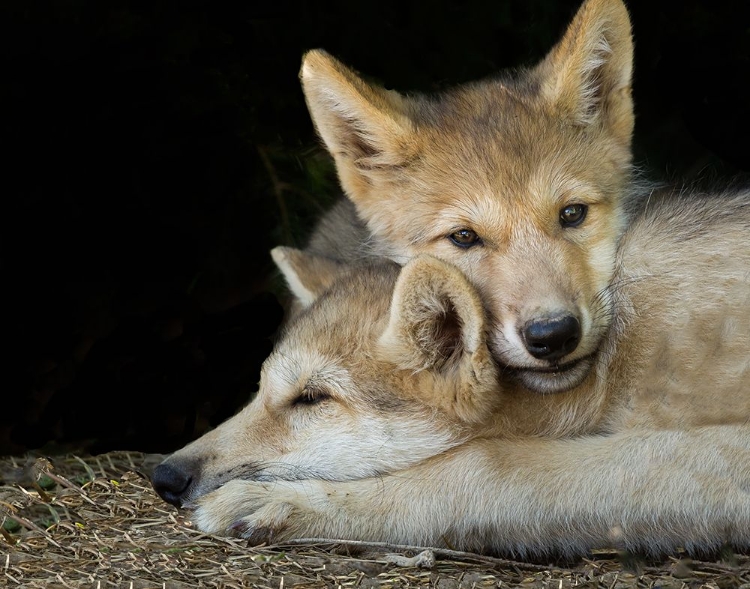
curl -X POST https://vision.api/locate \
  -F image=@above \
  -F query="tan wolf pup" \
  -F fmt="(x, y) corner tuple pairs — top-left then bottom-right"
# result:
(300, 0), (655, 397)
(152, 0), (750, 558)
(152, 244), (750, 558)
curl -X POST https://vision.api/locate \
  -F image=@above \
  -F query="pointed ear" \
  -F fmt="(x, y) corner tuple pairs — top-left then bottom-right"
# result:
(300, 50), (416, 199)
(378, 255), (499, 423)
(270, 246), (344, 308)
(537, 0), (633, 140)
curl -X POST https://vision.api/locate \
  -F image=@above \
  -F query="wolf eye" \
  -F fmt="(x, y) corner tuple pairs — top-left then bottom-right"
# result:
(559, 204), (588, 228)
(448, 228), (482, 248)
(292, 385), (330, 407)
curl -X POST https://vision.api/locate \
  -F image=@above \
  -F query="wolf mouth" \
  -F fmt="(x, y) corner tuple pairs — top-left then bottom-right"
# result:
(525, 355), (592, 374)
(510, 353), (597, 394)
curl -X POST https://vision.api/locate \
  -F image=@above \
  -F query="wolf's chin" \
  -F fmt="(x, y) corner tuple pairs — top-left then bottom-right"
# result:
(511, 355), (595, 395)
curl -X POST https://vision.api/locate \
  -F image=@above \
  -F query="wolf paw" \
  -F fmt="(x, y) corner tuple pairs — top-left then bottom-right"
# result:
(229, 503), (295, 545)
(190, 479), (329, 543)
(228, 502), (295, 544)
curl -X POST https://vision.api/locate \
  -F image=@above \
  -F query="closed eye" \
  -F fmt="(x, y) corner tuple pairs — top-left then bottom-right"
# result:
(292, 384), (331, 407)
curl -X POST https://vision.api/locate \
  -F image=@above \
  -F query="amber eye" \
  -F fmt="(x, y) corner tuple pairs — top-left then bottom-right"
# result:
(559, 204), (588, 228)
(448, 228), (482, 248)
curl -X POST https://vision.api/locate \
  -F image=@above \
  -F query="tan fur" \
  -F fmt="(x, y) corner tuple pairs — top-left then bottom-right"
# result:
(153, 255), (501, 515)
(153, 221), (750, 556)
(151, 0), (750, 558)
(301, 0), (636, 395)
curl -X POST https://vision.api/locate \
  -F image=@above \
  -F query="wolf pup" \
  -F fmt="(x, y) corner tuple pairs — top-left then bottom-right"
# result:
(300, 0), (642, 396)
(153, 0), (750, 559)
(153, 245), (750, 557)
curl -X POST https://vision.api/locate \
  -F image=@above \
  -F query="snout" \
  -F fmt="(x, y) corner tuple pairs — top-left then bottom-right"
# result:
(151, 458), (200, 508)
(521, 313), (581, 362)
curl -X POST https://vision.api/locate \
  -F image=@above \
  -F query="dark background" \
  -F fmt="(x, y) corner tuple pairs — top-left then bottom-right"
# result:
(3, 0), (749, 457)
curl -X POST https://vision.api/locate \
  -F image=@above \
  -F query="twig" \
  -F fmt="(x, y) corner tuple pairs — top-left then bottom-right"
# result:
(257, 145), (292, 245)
(268, 538), (555, 572)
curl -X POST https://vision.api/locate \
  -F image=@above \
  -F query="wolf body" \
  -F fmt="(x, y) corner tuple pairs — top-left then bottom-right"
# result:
(153, 217), (750, 556)
(152, 0), (750, 558)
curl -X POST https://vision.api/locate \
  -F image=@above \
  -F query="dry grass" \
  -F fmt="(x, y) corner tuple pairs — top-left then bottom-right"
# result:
(1, 452), (749, 588)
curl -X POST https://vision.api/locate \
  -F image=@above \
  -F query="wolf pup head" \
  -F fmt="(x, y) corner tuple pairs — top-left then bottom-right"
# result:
(300, 0), (634, 394)
(152, 250), (500, 510)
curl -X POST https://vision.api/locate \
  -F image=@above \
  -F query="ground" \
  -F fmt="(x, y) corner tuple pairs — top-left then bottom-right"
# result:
(1, 452), (748, 588)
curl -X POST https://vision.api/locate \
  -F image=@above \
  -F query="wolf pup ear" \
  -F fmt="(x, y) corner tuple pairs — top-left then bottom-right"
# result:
(300, 50), (415, 202)
(270, 246), (344, 308)
(378, 255), (499, 423)
(537, 0), (633, 141)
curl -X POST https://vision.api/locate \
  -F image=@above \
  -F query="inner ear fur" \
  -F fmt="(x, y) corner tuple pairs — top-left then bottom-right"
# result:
(536, 0), (634, 140)
(300, 50), (417, 206)
(379, 255), (499, 422)
(271, 246), (345, 309)
(300, 49), (413, 164)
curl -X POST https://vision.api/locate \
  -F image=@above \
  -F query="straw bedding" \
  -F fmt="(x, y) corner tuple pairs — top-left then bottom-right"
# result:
(1, 452), (748, 588)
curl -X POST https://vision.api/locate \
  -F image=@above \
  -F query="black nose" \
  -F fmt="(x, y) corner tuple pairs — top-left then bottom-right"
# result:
(151, 461), (194, 507)
(522, 314), (581, 361)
